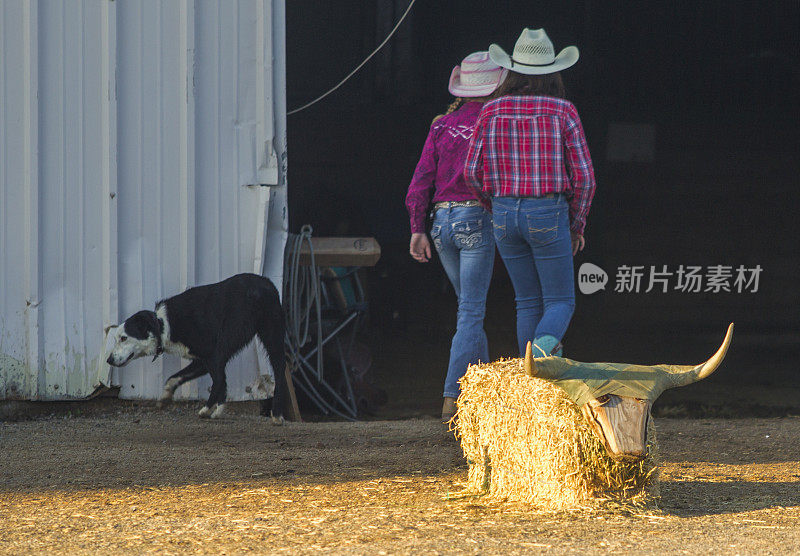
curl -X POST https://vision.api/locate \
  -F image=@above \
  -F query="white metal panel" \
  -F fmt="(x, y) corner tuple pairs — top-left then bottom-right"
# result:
(37, 1), (107, 399)
(0, 1), (33, 399)
(0, 0), (288, 402)
(23, 1), (41, 400)
(115, 0), (194, 397)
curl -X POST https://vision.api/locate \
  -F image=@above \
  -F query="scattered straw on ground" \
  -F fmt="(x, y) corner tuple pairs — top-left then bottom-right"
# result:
(1, 407), (800, 554)
(456, 358), (659, 510)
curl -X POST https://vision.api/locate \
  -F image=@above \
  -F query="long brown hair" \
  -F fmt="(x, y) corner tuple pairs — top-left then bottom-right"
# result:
(490, 71), (566, 100)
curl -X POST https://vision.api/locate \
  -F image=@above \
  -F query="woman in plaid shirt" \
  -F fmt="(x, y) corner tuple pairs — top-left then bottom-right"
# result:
(465, 29), (596, 359)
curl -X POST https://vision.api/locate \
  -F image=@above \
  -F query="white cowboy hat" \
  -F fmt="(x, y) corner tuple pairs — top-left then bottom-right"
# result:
(448, 51), (507, 97)
(489, 28), (579, 75)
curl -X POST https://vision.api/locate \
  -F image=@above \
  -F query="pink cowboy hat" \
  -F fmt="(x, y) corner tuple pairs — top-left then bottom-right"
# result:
(448, 51), (507, 97)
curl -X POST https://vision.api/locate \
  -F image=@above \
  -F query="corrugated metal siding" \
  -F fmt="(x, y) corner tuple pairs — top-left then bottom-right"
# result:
(1, 1), (41, 399)
(0, 0), (288, 401)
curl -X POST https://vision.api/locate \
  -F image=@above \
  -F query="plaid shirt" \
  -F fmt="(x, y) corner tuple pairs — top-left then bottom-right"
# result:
(465, 96), (596, 235)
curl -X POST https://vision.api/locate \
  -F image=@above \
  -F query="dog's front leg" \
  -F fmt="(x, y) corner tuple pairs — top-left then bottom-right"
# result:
(199, 365), (227, 419)
(159, 361), (206, 408)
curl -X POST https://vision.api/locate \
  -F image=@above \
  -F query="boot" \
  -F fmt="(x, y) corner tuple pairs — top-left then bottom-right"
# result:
(441, 397), (457, 423)
(532, 335), (562, 358)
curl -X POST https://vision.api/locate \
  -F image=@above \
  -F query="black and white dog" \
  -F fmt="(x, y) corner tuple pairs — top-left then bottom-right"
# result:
(106, 273), (287, 421)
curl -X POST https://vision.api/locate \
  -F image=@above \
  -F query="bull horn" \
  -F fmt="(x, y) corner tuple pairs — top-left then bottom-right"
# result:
(695, 322), (734, 380)
(671, 323), (734, 387)
(524, 341), (536, 377)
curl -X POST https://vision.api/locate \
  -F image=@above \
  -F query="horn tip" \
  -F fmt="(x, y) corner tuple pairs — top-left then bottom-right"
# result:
(524, 341), (534, 376)
(722, 322), (734, 347)
(695, 322), (735, 381)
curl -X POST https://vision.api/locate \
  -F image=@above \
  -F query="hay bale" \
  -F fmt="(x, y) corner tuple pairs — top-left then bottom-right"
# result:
(455, 358), (659, 510)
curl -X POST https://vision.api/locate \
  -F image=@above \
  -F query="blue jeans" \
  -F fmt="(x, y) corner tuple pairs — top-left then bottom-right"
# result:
(430, 206), (495, 398)
(492, 196), (575, 356)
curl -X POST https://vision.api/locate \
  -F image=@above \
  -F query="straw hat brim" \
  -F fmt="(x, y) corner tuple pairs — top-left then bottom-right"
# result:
(488, 44), (579, 75)
(447, 66), (505, 97)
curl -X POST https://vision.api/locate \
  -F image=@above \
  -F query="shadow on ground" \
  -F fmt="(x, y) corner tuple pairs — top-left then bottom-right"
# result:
(661, 480), (800, 517)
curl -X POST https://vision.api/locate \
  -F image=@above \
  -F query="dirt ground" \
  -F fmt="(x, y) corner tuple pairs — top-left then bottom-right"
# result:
(1, 405), (799, 555)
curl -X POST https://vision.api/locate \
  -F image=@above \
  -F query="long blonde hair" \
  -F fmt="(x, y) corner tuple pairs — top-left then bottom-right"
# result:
(431, 97), (464, 124)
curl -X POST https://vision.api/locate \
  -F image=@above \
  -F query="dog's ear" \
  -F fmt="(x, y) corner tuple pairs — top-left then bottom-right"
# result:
(146, 311), (164, 339)
(125, 310), (160, 340)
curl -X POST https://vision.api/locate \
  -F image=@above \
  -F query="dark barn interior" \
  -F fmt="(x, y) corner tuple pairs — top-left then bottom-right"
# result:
(285, 1), (800, 418)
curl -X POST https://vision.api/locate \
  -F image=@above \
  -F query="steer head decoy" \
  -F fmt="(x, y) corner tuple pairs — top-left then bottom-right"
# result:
(523, 323), (734, 461)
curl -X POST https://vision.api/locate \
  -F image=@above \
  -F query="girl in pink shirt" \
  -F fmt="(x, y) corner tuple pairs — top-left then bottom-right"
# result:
(405, 52), (506, 422)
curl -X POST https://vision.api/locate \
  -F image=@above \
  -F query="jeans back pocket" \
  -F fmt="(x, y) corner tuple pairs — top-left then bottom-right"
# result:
(452, 219), (486, 250)
(492, 211), (507, 241)
(526, 211), (559, 245)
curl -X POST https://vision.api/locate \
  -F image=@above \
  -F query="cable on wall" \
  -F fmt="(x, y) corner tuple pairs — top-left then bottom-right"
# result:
(287, 0), (418, 116)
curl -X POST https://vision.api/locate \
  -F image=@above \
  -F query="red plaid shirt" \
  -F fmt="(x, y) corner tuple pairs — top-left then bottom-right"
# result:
(465, 96), (596, 235)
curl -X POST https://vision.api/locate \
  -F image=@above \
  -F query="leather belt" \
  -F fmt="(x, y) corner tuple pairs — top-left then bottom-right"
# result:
(433, 200), (482, 210)
(524, 193), (557, 199)
(492, 193), (560, 200)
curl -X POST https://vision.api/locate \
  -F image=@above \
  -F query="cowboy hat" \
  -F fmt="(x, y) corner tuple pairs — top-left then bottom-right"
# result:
(489, 28), (579, 75)
(448, 51), (507, 97)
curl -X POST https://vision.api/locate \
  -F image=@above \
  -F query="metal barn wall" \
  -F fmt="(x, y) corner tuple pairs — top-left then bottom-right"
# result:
(0, 0), (288, 401)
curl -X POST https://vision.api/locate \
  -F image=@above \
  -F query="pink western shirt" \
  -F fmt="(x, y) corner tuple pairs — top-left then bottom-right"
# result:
(405, 102), (485, 234)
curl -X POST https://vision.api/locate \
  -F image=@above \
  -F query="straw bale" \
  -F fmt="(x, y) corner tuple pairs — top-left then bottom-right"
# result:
(455, 358), (660, 510)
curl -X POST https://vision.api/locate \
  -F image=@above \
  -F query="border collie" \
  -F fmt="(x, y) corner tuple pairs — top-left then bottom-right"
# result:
(106, 273), (287, 421)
